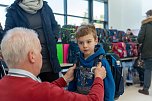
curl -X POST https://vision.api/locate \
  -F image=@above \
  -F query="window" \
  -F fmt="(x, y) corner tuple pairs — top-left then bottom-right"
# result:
(94, 22), (104, 28)
(0, 0), (13, 27)
(0, 7), (7, 28)
(0, 0), (13, 5)
(67, 16), (88, 26)
(93, 1), (104, 21)
(93, 0), (105, 28)
(47, 0), (64, 26)
(0, 0), (108, 28)
(47, 0), (64, 14)
(67, 0), (88, 17)
(54, 15), (64, 26)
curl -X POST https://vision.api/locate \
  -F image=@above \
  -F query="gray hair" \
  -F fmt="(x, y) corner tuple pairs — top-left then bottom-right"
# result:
(1, 27), (40, 68)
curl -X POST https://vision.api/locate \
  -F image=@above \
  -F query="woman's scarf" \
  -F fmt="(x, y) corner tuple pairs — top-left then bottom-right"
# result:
(19, 0), (43, 14)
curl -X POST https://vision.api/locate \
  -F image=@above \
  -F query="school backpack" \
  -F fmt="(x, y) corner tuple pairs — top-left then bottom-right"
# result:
(73, 53), (124, 98)
(60, 25), (77, 44)
(96, 28), (111, 43)
(67, 42), (80, 63)
(106, 53), (124, 99)
(73, 54), (104, 94)
(112, 42), (127, 58)
(109, 29), (119, 42)
(126, 42), (138, 57)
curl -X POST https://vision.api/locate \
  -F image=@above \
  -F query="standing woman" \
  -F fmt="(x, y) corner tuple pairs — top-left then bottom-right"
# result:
(3, 0), (61, 82)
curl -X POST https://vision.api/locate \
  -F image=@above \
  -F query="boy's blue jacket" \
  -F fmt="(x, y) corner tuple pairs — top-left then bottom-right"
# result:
(68, 44), (115, 101)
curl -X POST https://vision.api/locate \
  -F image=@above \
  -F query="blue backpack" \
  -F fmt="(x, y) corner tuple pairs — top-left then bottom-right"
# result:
(73, 55), (104, 94)
(70, 53), (124, 98)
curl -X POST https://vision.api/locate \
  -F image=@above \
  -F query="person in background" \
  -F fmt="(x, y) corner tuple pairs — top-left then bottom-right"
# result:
(3, 0), (61, 82)
(0, 27), (107, 101)
(138, 9), (152, 95)
(68, 24), (115, 101)
(126, 29), (133, 35)
(124, 28), (134, 42)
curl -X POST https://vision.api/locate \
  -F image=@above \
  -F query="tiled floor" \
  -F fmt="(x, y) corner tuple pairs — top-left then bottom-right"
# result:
(116, 84), (152, 101)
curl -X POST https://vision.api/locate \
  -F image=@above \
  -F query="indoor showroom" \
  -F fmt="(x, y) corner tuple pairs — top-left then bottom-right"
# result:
(0, 0), (152, 101)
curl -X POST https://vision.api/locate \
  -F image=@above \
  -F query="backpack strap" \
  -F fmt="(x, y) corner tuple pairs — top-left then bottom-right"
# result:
(75, 54), (105, 67)
(93, 54), (104, 66)
(73, 54), (81, 81)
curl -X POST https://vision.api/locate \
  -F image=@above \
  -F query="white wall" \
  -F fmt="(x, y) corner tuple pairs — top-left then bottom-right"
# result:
(108, 0), (143, 31)
(142, 0), (152, 16)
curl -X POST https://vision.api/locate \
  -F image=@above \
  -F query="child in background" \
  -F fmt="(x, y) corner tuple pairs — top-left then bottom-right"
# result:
(68, 24), (115, 101)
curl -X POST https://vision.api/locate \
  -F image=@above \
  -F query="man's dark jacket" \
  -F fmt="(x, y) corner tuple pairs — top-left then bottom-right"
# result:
(138, 16), (152, 59)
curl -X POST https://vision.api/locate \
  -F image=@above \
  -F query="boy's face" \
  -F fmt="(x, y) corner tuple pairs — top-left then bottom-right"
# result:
(77, 34), (98, 59)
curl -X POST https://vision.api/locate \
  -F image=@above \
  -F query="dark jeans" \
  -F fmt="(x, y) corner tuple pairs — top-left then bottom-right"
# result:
(143, 58), (152, 91)
(38, 72), (59, 83)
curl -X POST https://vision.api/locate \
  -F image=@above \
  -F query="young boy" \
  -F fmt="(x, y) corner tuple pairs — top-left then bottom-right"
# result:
(68, 24), (115, 101)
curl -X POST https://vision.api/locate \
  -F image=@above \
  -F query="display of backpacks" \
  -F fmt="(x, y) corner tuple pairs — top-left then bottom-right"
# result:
(102, 43), (113, 53)
(67, 42), (80, 63)
(63, 44), (69, 63)
(60, 25), (77, 44)
(57, 44), (63, 64)
(117, 31), (126, 42)
(96, 28), (111, 43)
(126, 42), (138, 57)
(109, 29), (119, 42)
(112, 42), (127, 58)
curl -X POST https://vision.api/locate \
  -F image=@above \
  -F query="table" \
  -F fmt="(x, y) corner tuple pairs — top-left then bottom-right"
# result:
(120, 57), (137, 61)
(60, 63), (73, 74)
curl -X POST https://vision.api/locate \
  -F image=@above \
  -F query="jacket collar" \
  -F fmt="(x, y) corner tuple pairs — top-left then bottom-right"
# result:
(8, 68), (41, 82)
(142, 16), (152, 25)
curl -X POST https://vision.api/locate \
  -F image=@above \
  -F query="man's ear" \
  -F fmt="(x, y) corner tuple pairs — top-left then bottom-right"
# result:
(28, 51), (35, 63)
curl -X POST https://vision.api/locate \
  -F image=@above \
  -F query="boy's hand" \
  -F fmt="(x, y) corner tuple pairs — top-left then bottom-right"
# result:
(63, 64), (76, 84)
(94, 62), (106, 79)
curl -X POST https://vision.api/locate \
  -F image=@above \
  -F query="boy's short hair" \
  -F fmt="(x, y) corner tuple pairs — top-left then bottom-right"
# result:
(76, 24), (97, 39)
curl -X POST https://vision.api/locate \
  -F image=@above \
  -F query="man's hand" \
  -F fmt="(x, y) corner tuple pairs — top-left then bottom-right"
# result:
(63, 64), (76, 84)
(94, 62), (106, 79)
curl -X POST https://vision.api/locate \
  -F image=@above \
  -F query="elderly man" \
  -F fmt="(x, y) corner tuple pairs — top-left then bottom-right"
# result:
(0, 27), (106, 101)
